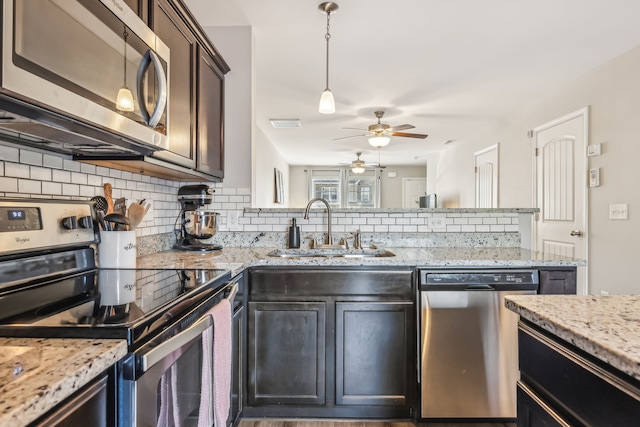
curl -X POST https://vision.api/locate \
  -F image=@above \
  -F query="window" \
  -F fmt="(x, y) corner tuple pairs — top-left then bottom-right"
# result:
(308, 169), (380, 208)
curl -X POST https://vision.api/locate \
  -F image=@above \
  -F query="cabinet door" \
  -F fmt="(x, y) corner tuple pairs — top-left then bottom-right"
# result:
(197, 47), (224, 178)
(335, 301), (414, 406)
(538, 268), (577, 294)
(151, 0), (196, 168)
(248, 301), (326, 405)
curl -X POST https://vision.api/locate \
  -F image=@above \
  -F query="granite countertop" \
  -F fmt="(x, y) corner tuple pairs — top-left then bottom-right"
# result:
(0, 337), (127, 426)
(136, 246), (584, 274)
(505, 295), (640, 382)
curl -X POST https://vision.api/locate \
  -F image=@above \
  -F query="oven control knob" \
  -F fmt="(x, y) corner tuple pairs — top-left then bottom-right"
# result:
(78, 216), (93, 229)
(61, 216), (78, 230)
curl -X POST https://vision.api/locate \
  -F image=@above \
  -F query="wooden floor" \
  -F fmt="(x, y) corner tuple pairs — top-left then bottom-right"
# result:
(239, 419), (516, 427)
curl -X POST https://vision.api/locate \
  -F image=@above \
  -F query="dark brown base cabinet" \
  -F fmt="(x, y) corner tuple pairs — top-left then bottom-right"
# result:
(245, 268), (416, 419)
(517, 321), (640, 426)
(537, 267), (577, 294)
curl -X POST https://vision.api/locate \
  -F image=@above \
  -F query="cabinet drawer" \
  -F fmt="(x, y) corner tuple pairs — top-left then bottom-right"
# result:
(519, 322), (640, 426)
(249, 268), (413, 297)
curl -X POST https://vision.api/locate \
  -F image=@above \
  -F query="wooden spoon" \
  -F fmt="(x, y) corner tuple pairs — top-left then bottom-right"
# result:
(127, 202), (146, 230)
(103, 183), (114, 214)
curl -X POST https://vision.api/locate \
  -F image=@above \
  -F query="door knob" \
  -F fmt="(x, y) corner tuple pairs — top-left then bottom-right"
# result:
(570, 230), (583, 237)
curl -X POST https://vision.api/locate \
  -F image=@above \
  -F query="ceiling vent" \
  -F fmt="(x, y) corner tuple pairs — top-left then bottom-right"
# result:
(269, 119), (301, 128)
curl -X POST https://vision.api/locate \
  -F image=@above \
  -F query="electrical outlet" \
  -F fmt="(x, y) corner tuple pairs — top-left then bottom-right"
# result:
(227, 210), (242, 231)
(600, 290), (609, 296)
(427, 217), (446, 230)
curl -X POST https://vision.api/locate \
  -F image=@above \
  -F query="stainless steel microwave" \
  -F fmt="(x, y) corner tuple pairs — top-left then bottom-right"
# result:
(0, 0), (170, 155)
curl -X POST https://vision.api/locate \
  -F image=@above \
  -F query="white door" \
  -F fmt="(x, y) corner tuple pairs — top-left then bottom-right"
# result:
(475, 144), (499, 208)
(533, 108), (588, 293)
(402, 178), (427, 208)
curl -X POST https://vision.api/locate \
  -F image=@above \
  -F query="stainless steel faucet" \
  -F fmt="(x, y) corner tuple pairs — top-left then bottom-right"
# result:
(304, 197), (339, 248)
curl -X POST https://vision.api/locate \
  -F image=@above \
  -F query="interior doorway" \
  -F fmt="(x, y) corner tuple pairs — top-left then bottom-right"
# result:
(402, 178), (426, 209)
(474, 144), (499, 208)
(533, 107), (589, 294)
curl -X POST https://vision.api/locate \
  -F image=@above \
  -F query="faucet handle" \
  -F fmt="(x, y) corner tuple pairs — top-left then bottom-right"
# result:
(308, 237), (317, 249)
(339, 237), (349, 249)
(352, 229), (361, 249)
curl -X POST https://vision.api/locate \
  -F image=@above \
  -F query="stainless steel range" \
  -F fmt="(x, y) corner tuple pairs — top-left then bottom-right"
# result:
(0, 199), (237, 426)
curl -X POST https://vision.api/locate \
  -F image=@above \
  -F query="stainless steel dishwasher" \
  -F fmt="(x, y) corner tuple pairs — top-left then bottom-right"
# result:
(418, 269), (539, 420)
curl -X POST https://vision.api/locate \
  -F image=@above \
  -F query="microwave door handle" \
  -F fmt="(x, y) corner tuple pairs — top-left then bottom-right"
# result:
(139, 314), (212, 372)
(136, 50), (167, 128)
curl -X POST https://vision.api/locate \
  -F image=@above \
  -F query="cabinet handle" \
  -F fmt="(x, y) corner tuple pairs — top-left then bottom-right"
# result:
(136, 49), (168, 128)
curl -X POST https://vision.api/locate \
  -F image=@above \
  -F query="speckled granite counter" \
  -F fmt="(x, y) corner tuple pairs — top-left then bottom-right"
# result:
(505, 295), (640, 382)
(0, 338), (127, 426)
(136, 246), (584, 274)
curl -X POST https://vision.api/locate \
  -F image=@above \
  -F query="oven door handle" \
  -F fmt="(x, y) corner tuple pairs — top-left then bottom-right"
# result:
(139, 314), (212, 372)
(138, 282), (238, 372)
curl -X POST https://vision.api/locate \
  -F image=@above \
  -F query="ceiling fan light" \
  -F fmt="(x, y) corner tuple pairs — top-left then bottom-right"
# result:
(368, 135), (390, 148)
(352, 165), (365, 174)
(319, 89), (335, 114)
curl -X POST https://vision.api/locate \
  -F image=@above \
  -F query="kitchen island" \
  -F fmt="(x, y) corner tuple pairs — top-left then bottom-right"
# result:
(0, 337), (127, 426)
(506, 295), (640, 425)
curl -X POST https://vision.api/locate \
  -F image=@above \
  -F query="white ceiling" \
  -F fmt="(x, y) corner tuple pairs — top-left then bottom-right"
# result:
(185, 0), (640, 167)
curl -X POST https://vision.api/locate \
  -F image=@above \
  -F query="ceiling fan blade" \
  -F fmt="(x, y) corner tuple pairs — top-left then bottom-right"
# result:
(333, 133), (368, 141)
(388, 124), (415, 132)
(342, 127), (369, 131)
(392, 131), (429, 139)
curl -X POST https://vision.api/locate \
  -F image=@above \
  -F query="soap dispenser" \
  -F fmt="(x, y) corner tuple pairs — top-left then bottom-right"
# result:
(288, 218), (300, 248)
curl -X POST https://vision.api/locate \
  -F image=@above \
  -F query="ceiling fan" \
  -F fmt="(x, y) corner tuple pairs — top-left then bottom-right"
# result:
(340, 152), (386, 174)
(335, 110), (429, 147)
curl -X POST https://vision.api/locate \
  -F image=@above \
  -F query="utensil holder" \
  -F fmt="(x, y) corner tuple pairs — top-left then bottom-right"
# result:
(98, 231), (137, 268)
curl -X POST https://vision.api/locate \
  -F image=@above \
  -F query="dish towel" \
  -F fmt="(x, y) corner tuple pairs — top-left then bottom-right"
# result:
(198, 298), (232, 427)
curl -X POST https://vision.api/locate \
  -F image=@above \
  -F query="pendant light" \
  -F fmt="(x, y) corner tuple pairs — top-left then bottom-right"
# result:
(116, 29), (135, 112)
(318, 2), (338, 114)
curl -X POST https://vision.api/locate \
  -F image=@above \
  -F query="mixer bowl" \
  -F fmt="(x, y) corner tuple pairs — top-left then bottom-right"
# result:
(185, 211), (219, 239)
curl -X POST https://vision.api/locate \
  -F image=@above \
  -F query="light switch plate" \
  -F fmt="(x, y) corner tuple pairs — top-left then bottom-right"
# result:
(609, 204), (628, 220)
(589, 168), (600, 187)
(587, 143), (602, 157)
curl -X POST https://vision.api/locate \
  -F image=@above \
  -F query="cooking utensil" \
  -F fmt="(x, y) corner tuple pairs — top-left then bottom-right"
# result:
(104, 213), (130, 231)
(127, 202), (146, 230)
(114, 197), (126, 215)
(90, 195), (108, 213)
(103, 183), (114, 214)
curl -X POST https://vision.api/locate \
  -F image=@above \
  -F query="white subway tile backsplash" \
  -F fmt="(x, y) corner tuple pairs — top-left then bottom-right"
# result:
(0, 177), (18, 192)
(19, 179), (41, 194)
(20, 150), (42, 166)
(42, 181), (62, 195)
(0, 146), (19, 162)
(5, 162), (29, 178)
(52, 170), (71, 183)
(43, 154), (63, 169)
(30, 166), (51, 181)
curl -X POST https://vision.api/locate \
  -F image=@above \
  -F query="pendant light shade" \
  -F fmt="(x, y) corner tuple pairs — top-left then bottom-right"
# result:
(368, 135), (391, 148)
(318, 2), (338, 114)
(319, 89), (335, 114)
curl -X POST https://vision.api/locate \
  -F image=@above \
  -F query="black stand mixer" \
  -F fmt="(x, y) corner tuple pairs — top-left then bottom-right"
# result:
(173, 184), (222, 251)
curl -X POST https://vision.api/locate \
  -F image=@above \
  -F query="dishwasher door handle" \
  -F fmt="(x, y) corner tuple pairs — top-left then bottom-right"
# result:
(464, 284), (495, 290)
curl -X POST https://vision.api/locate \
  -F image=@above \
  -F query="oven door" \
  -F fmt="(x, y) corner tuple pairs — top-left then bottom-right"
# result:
(126, 282), (237, 427)
(1, 0), (169, 152)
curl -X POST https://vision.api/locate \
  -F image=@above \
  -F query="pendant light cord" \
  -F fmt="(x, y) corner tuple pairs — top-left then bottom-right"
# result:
(123, 30), (128, 87)
(324, 13), (331, 90)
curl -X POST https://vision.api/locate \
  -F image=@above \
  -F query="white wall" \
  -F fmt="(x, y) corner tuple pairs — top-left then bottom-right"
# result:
(433, 44), (640, 295)
(253, 127), (290, 207)
(204, 26), (252, 190)
(380, 166), (427, 208)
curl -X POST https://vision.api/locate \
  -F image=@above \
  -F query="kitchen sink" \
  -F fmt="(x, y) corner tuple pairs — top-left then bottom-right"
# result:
(267, 248), (396, 258)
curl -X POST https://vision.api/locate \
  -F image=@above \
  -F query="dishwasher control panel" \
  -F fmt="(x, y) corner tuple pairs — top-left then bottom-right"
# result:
(419, 269), (539, 290)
